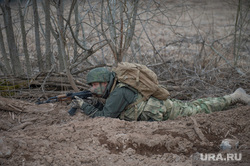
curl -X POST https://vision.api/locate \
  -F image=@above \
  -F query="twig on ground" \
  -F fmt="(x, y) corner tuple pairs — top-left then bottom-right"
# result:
(10, 122), (33, 131)
(191, 117), (208, 143)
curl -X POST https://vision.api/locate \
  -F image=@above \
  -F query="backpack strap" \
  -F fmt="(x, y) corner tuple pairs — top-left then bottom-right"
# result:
(125, 96), (147, 110)
(110, 77), (117, 93)
(116, 83), (147, 121)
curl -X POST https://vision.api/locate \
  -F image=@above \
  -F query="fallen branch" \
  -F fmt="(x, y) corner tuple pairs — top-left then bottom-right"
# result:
(0, 96), (55, 113)
(7, 104), (23, 112)
(10, 122), (33, 131)
(190, 117), (208, 143)
(21, 117), (38, 123)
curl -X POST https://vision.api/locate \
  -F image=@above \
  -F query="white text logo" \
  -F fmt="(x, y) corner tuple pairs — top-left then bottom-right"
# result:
(200, 153), (242, 161)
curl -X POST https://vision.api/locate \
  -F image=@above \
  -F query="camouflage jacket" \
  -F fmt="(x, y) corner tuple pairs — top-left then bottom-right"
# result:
(80, 83), (170, 121)
(80, 83), (136, 119)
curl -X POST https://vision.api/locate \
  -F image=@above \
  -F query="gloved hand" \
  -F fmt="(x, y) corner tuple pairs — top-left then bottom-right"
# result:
(71, 96), (85, 109)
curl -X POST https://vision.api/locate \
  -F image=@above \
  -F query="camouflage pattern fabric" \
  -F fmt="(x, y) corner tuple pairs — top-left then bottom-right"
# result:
(139, 97), (167, 121)
(117, 83), (146, 121)
(118, 83), (169, 121)
(86, 67), (111, 84)
(120, 90), (232, 121)
(165, 96), (231, 120)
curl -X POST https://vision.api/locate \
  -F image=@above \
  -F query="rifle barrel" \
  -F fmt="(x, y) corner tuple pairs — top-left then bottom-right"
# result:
(36, 90), (92, 105)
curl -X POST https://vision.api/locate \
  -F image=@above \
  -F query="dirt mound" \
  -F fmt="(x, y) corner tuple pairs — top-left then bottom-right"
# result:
(0, 99), (250, 165)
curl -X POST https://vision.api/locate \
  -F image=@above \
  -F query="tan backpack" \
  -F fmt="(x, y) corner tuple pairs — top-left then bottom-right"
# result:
(113, 62), (170, 100)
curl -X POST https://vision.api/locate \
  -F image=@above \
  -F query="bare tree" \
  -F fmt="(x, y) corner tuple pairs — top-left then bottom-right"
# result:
(18, 0), (32, 76)
(49, 12), (64, 72)
(0, 22), (11, 75)
(1, 0), (23, 76)
(0, 61), (8, 75)
(233, 0), (250, 66)
(44, 0), (52, 70)
(73, 0), (80, 60)
(57, 0), (79, 92)
(32, 0), (43, 71)
(55, 0), (66, 72)
(86, 0), (106, 64)
(101, 0), (139, 65)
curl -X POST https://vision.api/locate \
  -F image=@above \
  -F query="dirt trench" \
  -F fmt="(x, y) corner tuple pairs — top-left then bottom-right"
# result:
(0, 98), (250, 166)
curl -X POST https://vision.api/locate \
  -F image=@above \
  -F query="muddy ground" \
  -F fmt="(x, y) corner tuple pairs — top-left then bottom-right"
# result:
(0, 97), (249, 166)
(0, 0), (250, 165)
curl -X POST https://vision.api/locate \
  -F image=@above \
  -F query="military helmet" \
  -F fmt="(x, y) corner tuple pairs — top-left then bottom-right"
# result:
(86, 67), (111, 84)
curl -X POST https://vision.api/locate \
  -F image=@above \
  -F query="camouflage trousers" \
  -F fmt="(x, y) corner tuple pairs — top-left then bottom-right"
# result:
(139, 96), (232, 121)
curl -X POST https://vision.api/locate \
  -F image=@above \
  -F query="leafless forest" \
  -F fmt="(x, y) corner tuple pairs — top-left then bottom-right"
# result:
(0, 0), (249, 100)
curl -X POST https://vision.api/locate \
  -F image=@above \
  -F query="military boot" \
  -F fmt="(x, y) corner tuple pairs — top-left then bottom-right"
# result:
(226, 88), (250, 105)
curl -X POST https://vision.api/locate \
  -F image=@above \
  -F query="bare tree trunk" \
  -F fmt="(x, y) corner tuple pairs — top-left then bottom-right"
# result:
(49, 17), (64, 72)
(32, 0), (43, 71)
(56, 37), (64, 72)
(1, 0), (23, 76)
(101, 0), (139, 65)
(56, 0), (66, 72)
(87, 0), (106, 64)
(0, 22), (11, 75)
(18, 0), (32, 76)
(73, 0), (80, 60)
(0, 61), (8, 75)
(123, 0), (139, 58)
(57, 0), (79, 92)
(44, 0), (52, 70)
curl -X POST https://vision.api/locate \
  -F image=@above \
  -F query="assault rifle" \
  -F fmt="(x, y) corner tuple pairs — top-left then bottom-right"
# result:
(36, 90), (92, 116)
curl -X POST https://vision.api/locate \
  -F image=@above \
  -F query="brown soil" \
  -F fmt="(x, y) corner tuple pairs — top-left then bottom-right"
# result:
(0, 0), (249, 165)
(0, 98), (249, 166)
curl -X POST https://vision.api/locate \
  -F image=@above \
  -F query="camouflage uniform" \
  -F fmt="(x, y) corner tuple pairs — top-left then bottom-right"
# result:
(164, 97), (231, 120)
(80, 82), (232, 121)
(117, 83), (231, 121)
